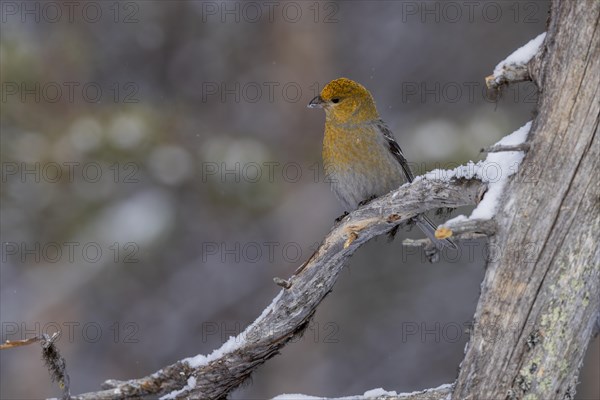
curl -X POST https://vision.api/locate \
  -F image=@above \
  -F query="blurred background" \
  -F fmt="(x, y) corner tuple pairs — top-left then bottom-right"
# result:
(1, 1), (598, 399)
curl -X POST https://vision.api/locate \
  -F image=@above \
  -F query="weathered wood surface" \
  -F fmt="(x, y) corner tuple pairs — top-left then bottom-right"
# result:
(453, 1), (600, 398)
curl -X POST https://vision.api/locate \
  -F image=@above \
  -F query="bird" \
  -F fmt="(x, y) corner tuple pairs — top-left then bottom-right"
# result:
(308, 77), (456, 250)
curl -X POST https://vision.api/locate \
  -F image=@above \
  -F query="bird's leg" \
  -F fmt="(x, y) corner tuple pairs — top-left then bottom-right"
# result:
(387, 225), (400, 242)
(335, 211), (349, 223)
(358, 195), (378, 207)
(334, 194), (377, 223)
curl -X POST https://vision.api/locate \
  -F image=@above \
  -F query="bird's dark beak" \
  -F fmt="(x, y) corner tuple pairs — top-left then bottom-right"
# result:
(307, 95), (325, 108)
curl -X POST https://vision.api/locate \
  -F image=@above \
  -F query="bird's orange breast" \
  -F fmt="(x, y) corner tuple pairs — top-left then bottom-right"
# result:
(322, 122), (389, 174)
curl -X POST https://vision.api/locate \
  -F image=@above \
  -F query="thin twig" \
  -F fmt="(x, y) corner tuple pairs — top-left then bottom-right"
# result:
(403, 232), (490, 247)
(481, 143), (531, 153)
(0, 336), (43, 350)
(439, 218), (497, 237)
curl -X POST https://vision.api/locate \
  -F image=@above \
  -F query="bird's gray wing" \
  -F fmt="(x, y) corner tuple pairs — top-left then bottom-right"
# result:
(375, 120), (415, 183)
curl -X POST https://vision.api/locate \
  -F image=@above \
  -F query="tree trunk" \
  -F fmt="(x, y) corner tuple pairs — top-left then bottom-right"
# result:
(453, 1), (600, 399)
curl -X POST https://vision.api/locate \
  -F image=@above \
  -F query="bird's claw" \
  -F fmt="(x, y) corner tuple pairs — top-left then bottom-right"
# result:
(358, 195), (377, 207)
(335, 211), (349, 223)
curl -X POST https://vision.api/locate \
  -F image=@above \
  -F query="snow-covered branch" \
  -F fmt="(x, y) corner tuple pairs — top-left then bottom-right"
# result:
(485, 32), (546, 89)
(272, 384), (453, 400)
(71, 177), (485, 400)
(425, 120), (531, 226)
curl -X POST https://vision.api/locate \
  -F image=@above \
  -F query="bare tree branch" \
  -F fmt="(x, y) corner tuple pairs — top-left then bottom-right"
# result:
(439, 218), (497, 237)
(1, 336), (43, 350)
(402, 218), (496, 247)
(485, 67), (531, 91)
(71, 178), (484, 400)
(481, 143), (531, 153)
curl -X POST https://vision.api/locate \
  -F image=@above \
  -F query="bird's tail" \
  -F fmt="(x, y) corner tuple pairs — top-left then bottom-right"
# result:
(415, 214), (457, 250)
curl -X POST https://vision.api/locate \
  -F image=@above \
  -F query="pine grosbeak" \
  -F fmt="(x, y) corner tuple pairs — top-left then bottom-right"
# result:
(308, 77), (456, 249)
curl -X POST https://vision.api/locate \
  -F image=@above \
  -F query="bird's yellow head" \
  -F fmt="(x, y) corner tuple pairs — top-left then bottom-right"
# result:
(308, 78), (379, 124)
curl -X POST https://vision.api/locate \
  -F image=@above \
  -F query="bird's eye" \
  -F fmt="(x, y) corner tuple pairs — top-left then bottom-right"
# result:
(331, 98), (340, 104)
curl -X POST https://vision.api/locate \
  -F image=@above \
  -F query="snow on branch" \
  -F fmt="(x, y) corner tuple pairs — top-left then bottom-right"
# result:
(272, 384), (453, 400)
(71, 177), (484, 400)
(486, 32), (546, 90)
(415, 121), (532, 239)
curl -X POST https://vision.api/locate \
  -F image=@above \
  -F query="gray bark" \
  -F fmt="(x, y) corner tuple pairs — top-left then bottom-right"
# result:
(453, 1), (600, 399)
